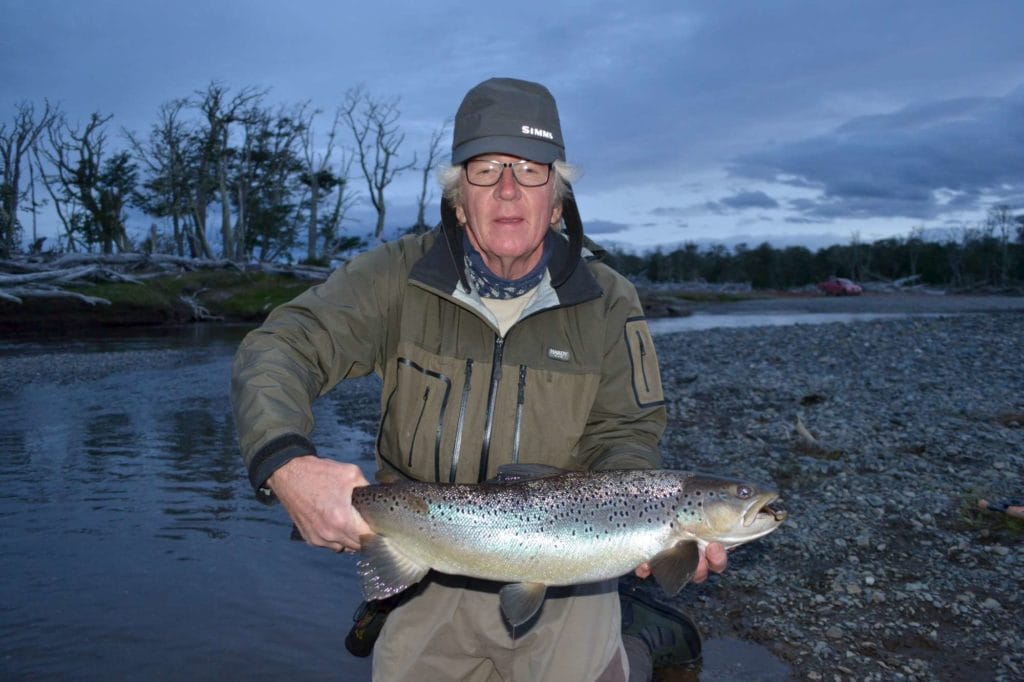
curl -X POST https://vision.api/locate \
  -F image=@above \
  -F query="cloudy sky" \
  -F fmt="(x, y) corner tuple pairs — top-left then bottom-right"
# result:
(3, 0), (1022, 252)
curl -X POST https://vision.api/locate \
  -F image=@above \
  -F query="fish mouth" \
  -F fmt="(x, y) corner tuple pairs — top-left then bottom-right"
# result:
(742, 494), (788, 527)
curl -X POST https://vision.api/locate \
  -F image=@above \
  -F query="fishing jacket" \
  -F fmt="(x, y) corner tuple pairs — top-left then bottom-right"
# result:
(232, 224), (666, 501)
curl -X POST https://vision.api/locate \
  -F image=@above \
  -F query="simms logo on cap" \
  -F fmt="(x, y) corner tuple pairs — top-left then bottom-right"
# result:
(522, 125), (554, 140)
(452, 78), (565, 164)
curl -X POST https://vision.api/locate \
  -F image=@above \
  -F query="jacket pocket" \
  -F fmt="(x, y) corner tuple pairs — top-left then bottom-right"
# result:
(379, 357), (452, 481)
(625, 318), (665, 407)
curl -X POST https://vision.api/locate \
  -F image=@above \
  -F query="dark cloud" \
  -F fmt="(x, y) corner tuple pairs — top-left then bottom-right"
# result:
(730, 87), (1024, 221)
(719, 191), (779, 210)
(648, 206), (690, 218)
(581, 219), (631, 235)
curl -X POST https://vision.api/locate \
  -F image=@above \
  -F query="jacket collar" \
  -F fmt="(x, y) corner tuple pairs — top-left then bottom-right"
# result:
(410, 207), (602, 309)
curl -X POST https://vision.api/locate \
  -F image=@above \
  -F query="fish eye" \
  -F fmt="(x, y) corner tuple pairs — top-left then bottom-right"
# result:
(736, 485), (752, 499)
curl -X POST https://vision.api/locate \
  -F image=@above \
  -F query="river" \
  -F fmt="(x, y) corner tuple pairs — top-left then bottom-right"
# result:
(0, 325), (375, 681)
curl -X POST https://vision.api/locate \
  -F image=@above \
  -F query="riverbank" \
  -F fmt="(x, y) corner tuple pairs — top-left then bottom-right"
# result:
(654, 310), (1023, 680)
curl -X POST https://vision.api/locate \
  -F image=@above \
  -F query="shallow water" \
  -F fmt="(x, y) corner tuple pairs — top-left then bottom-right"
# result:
(648, 310), (942, 334)
(0, 326), (375, 680)
(0, 324), (794, 681)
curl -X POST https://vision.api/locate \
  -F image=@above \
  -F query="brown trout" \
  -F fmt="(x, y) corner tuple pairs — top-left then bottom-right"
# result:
(352, 465), (786, 626)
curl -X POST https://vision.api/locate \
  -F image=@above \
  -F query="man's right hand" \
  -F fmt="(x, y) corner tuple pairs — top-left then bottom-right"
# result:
(267, 455), (372, 553)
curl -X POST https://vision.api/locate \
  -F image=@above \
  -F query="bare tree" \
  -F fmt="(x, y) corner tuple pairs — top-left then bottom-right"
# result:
(0, 101), (59, 256)
(412, 119), (450, 234)
(40, 112), (137, 254)
(232, 102), (308, 261)
(342, 86), (416, 241)
(125, 99), (197, 256)
(319, 150), (360, 260)
(986, 204), (1015, 286)
(298, 106), (352, 262)
(191, 82), (265, 259)
(906, 225), (926, 278)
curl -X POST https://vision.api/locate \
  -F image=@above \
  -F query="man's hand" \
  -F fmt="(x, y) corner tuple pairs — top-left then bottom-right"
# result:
(267, 455), (372, 553)
(634, 541), (728, 583)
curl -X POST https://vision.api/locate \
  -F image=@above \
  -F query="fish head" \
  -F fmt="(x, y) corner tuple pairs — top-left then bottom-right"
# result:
(679, 474), (787, 549)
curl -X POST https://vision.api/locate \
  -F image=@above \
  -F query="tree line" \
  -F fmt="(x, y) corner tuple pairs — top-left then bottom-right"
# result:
(3, 85), (1022, 289)
(1, 82), (448, 262)
(605, 208), (1024, 290)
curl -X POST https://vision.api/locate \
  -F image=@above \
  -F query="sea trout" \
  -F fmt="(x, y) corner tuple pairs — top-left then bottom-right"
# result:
(352, 465), (786, 626)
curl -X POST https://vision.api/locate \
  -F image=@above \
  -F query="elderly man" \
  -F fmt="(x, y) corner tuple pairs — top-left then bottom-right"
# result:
(232, 77), (726, 681)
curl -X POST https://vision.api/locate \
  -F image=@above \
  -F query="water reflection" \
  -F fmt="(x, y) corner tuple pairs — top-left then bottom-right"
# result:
(0, 327), (374, 680)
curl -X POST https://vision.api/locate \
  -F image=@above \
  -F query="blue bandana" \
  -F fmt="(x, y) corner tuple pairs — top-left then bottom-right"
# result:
(463, 232), (554, 299)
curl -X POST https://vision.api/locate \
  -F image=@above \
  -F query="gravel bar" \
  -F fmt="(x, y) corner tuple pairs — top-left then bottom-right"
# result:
(653, 307), (1023, 681)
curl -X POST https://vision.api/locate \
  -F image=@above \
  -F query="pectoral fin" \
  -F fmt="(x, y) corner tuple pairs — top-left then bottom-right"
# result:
(498, 582), (548, 627)
(356, 533), (429, 601)
(649, 541), (700, 595)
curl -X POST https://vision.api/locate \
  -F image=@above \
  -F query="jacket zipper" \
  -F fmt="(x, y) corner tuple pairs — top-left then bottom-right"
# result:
(477, 336), (504, 482)
(408, 387), (430, 467)
(449, 358), (474, 483)
(511, 364), (527, 464)
(636, 330), (651, 393)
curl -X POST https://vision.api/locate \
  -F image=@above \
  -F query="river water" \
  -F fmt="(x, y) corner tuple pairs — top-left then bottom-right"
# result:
(0, 326), (375, 681)
(0, 318), (808, 681)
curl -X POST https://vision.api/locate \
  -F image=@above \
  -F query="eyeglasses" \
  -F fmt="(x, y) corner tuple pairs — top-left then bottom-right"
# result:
(464, 159), (552, 187)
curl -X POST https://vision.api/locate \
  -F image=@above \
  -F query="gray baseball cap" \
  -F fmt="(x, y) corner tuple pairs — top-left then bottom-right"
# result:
(451, 78), (565, 164)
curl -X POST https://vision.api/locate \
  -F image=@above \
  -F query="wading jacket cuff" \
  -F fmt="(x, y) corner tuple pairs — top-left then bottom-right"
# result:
(248, 434), (319, 504)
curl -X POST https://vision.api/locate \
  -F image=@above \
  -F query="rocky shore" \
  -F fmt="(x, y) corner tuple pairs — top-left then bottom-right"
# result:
(650, 306), (1023, 681)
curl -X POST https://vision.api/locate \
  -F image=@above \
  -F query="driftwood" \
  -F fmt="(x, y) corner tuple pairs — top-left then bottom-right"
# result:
(793, 416), (843, 459)
(0, 284), (112, 306)
(51, 252), (243, 272)
(1, 252), (330, 309)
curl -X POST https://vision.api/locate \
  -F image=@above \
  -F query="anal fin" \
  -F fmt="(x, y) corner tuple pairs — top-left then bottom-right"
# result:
(649, 541), (700, 595)
(356, 533), (429, 601)
(498, 581), (547, 627)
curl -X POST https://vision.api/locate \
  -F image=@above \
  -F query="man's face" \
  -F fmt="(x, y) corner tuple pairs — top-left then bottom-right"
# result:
(455, 154), (563, 280)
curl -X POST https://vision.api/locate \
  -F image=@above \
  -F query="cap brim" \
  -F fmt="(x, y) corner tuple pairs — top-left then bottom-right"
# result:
(452, 135), (564, 165)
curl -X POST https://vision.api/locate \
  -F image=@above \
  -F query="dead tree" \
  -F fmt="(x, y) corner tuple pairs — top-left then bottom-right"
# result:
(412, 119), (450, 234)
(342, 86), (416, 241)
(39, 113), (136, 254)
(1, 101), (59, 256)
(191, 82), (265, 259)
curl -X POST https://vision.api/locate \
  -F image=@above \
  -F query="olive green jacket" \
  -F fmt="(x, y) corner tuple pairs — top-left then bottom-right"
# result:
(231, 227), (666, 501)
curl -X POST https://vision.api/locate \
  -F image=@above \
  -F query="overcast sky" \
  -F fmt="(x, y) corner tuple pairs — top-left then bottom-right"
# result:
(3, 0), (1022, 252)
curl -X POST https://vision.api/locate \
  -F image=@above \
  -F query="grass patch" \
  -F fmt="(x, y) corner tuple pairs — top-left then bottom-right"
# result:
(68, 270), (321, 321)
(957, 491), (1024, 536)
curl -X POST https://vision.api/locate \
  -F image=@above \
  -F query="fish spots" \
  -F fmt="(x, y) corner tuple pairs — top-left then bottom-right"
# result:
(408, 494), (429, 516)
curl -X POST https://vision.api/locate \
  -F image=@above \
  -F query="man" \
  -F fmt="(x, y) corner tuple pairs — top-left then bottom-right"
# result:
(232, 77), (726, 681)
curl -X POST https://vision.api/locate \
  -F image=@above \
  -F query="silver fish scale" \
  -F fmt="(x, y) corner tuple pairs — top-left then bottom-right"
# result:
(353, 469), (711, 585)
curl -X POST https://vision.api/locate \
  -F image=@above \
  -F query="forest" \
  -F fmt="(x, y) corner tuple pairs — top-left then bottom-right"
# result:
(3, 83), (1023, 290)
(604, 207), (1024, 290)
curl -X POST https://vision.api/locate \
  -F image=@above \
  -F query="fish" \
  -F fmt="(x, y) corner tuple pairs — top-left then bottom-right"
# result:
(351, 465), (786, 627)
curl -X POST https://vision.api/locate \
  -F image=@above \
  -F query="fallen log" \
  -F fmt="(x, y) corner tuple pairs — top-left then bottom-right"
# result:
(0, 285), (111, 306)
